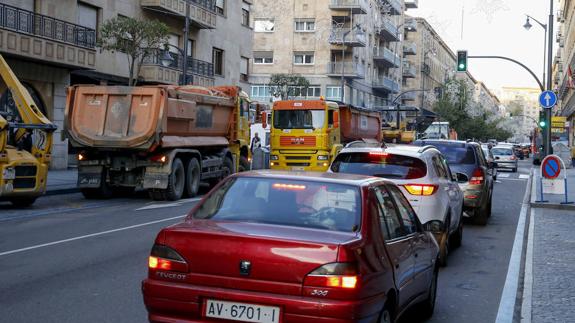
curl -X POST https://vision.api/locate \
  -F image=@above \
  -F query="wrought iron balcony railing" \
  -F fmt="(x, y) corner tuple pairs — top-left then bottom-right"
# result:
(143, 49), (215, 79)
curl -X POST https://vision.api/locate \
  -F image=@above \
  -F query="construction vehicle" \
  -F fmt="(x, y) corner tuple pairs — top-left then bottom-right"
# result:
(265, 99), (381, 171)
(65, 85), (251, 200)
(423, 121), (458, 140)
(381, 121), (416, 144)
(0, 54), (57, 206)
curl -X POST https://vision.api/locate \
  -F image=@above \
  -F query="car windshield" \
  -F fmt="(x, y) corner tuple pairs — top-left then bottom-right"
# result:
(192, 177), (361, 232)
(273, 110), (325, 129)
(331, 152), (427, 179)
(492, 148), (513, 155)
(416, 142), (476, 165)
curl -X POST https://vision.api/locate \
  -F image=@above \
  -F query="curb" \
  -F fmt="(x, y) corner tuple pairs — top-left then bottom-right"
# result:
(529, 202), (575, 211)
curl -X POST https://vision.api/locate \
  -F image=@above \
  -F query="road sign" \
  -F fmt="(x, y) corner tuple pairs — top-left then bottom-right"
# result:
(538, 90), (557, 109)
(541, 155), (562, 179)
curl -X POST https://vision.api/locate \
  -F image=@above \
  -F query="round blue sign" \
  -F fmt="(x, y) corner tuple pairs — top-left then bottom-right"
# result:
(539, 91), (557, 109)
(542, 156), (561, 179)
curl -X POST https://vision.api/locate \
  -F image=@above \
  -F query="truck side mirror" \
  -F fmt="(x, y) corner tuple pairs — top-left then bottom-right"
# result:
(333, 111), (339, 129)
(261, 112), (267, 129)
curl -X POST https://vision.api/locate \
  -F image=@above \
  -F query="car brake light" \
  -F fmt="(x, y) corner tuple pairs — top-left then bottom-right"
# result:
(403, 184), (437, 196)
(272, 183), (306, 190)
(470, 168), (484, 185)
(148, 244), (188, 273)
(304, 263), (358, 289)
(369, 151), (389, 157)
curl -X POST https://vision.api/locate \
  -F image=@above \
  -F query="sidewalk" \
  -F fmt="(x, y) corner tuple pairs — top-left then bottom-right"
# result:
(46, 168), (78, 195)
(523, 167), (575, 323)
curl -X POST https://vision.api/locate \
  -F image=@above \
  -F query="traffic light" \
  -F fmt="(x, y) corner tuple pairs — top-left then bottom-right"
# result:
(539, 110), (547, 128)
(457, 50), (468, 72)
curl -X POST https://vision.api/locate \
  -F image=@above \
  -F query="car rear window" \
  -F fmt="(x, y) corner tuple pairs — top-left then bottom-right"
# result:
(192, 177), (361, 233)
(330, 152), (427, 179)
(492, 148), (513, 155)
(416, 142), (476, 165)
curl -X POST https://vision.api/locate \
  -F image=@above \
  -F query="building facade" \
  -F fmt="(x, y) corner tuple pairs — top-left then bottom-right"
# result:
(555, 0), (575, 147)
(497, 86), (540, 141)
(249, 0), (417, 110)
(0, 0), (253, 169)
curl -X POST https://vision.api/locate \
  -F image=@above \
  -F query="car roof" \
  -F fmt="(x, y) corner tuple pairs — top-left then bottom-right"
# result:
(339, 144), (435, 158)
(415, 139), (480, 147)
(235, 170), (387, 186)
(492, 145), (513, 149)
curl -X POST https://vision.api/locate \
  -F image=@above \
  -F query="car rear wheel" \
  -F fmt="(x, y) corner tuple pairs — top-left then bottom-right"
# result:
(419, 265), (438, 319)
(439, 219), (450, 267)
(378, 308), (393, 323)
(473, 202), (489, 225)
(450, 213), (463, 249)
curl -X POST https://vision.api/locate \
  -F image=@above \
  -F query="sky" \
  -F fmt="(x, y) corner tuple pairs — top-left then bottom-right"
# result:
(409, 0), (557, 92)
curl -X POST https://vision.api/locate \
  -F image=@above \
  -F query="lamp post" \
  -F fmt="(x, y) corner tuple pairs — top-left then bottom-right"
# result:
(159, 1), (191, 86)
(523, 15), (547, 89)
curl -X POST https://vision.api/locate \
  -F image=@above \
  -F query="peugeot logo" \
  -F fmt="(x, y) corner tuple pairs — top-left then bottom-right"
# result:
(239, 260), (251, 276)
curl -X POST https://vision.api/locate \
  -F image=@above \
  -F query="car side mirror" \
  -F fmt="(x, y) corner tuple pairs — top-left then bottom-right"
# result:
(455, 172), (469, 183)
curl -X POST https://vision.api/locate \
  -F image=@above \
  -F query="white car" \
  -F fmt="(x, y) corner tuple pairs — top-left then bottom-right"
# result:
(491, 146), (518, 172)
(329, 144), (465, 266)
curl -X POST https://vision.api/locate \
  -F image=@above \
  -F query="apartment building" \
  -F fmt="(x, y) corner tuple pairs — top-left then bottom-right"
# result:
(474, 82), (500, 116)
(497, 87), (540, 139)
(555, 0), (575, 147)
(249, 0), (412, 109)
(0, 0), (253, 169)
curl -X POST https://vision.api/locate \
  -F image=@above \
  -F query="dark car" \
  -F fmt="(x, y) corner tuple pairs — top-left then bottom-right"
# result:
(143, 171), (440, 323)
(413, 140), (494, 225)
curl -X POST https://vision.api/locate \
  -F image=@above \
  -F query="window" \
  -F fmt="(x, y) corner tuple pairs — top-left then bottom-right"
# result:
(251, 85), (274, 98)
(373, 186), (405, 240)
(215, 0), (225, 15)
(240, 56), (249, 82)
(294, 19), (315, 32)
(290, 85), (321, 98)
(330, 152), (428, 179)
(167, 34), (180, 53)
(212, 48), (224, 76)
(273, 110), (325, 129)
(241, 1), (250, 27)
(187, 39), (194, 57)
(77, 2), (98, 30)
(294, 52), (314, 65)
(254, 19), (275, 32)
(432, 155), (448, 180)
(253, 51), (273, 64)
(326, 86), (341, 100)
(386, 185), (418, 234)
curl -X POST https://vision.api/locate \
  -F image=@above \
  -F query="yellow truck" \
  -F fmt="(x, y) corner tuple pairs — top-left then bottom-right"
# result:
(0, 54), (57, 206)
(265, 99), (382, 172)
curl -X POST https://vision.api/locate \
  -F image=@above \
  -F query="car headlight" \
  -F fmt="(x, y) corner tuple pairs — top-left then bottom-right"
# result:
(317, 155), (329, 160)
(2, 167), (16, 180)
(270, 155), (279, 161)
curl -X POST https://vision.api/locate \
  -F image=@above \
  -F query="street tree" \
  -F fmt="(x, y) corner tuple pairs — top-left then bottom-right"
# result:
(268, 74), (311, 100)
(98, 17), (169, 86)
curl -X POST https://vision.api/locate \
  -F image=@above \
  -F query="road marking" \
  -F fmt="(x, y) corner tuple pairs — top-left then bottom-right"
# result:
(135, 197), (202, 211)
(495, 169), (532, 323)
(519, 174), (530, 179)
(498, 173), (510, 178)
(500, 178), (527, 181)
(521, 208), (535, 323)
(0, 215), (186, 257)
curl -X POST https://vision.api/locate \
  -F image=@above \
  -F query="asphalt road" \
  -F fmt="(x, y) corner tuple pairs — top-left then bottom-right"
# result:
(0, 160), (531, 323)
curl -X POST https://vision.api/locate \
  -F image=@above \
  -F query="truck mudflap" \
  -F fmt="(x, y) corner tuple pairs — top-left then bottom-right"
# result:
(78, 166), (104, 188)
(143, 166), (170, 190)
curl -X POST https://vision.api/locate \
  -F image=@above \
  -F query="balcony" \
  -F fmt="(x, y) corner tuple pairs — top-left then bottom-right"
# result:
(376, 18), (399, 42)
(401, 91), (417, 101)
(405, 0), (419, 9)
(373, 47), (400, 68)
(378, 0), (402, 15)
(141, 49), (215, 86)
(372, 76), (399, 93)
(329, 28), (366, 47)
(402, 62), (417, 78)
(404, 18), (417, 32)
(329, 0), (368, 14)
(326, 62), (365, 79)
(403, 41), (417, 55)
(0, 3), (96, 69)
(141, 0), (216, 29)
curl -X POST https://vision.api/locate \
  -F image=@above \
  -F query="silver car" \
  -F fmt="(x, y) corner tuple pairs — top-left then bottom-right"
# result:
(491, 146), (518, 172)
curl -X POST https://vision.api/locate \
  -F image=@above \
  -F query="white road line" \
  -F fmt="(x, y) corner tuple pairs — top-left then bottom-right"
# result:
(135, 197), (202, 211)
(521, 208), (535, 323)
(498, 173), (510, 178)
(0, 215), (185, 257)
(519, 174), (530, 179)
(495, 169), (532, 323)
(500, 178), (528, 181)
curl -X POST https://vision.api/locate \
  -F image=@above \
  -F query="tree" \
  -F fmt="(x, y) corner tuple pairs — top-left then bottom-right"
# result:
(268, 74), (310, 100)
(98, 17), (169, 86)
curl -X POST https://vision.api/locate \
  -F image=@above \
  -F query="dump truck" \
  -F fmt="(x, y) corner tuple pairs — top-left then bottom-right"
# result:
(0, 54), (57, 206)
(266, 99), (382, 171)
(65, 85), (251, 200)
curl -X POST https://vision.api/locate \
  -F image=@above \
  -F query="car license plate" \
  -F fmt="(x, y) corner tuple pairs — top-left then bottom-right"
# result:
(291, 166), (304, 171)
(205, 299), (280, 323)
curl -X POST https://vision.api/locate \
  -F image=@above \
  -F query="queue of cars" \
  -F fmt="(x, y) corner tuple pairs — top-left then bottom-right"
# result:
(141, 139), (507, 323)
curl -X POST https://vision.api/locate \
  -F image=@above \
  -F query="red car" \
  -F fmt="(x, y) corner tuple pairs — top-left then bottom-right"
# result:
(142, 171), (439, 323)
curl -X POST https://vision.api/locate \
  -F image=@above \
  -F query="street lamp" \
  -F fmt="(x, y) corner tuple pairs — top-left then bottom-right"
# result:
(523, 14), (547, 89)
(160, 44), (189, 85)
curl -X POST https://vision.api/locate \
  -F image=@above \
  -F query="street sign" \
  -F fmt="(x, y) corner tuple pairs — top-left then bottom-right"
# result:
(541, 155), (562, 179)
(538, 90), (557, 109)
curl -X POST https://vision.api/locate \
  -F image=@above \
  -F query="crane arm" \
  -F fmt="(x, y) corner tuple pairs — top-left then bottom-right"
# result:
(0, 54), (56, 162)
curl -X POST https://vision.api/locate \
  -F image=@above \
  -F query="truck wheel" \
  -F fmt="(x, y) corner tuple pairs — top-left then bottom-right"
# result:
(164, 158), (185, 201)
(239, 156), (250, 172)
(185, 158), (201, 198)
(10, 197), (37, 207)
(222, 157), (234, 178)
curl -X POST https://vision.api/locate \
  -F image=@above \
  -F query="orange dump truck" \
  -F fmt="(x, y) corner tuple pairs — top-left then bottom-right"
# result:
(267, 99), (382, 171)
(65, 85), (251, 200)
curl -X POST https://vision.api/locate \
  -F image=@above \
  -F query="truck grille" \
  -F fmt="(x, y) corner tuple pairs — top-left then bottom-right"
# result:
(15, 166), (37, 177)
(286, 162), (310, 167)
(285, 155), (311, 160)
(14, 178), (36, 189)
(279, 136), (316, 147)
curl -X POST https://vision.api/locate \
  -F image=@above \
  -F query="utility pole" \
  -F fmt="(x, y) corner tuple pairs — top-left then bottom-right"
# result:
(181, 1), (190, 85)
(544, 0), (553, 156)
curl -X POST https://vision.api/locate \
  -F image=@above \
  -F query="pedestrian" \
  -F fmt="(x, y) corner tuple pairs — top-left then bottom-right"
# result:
(251, 132), (261, 153)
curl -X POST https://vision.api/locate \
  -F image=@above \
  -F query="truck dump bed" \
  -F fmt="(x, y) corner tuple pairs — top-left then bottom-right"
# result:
(339, 105), (382, 143)
(65, 85), (237, 150)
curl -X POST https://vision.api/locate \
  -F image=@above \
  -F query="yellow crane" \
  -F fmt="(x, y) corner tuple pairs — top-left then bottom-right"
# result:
(0, 54), (56, 206)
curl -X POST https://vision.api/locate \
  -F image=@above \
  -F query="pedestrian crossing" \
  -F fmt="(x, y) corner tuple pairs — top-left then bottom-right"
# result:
(496, 172), (530, 181)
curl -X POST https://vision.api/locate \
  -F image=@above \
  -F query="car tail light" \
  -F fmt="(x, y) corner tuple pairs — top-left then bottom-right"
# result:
(403, 184), (437, 196)
(304, 263), (359, 289)
(469, 168), (485, 185)
(148, 244), (188, 273)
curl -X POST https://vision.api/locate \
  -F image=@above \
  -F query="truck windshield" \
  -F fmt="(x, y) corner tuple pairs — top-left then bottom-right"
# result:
(273, 110), (325, 129)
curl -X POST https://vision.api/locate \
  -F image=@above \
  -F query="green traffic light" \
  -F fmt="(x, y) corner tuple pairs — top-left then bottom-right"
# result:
(458, 63), (466, 69)
(539, 121), (546, 128)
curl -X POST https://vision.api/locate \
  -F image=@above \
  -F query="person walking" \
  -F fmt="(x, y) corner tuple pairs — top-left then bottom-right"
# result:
(251, 132), (261, 153)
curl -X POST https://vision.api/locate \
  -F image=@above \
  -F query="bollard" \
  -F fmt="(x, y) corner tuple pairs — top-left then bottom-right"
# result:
(535, 176), (548, 203)
(561, 177), (573, 205)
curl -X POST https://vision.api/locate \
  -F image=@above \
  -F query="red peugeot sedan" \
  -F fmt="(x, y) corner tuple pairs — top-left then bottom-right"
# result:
(142, 171), (439, 323)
